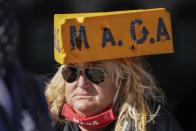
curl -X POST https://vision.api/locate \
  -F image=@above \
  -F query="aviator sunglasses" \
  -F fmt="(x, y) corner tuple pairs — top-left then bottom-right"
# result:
(61, 66), (107, 84)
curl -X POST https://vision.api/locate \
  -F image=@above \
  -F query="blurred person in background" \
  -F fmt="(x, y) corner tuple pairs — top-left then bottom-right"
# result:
(45, 9), (183, 131)
(0, 0), (53, 130)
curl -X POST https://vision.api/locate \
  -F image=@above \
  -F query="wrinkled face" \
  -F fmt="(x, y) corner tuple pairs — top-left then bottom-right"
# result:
(64, 62), (117, 117)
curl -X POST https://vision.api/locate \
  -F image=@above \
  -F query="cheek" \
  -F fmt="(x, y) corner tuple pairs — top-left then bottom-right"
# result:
(65, 83), (75, 104)
(104, 84), (116, 100)
(98, 79), (117, 103)
(65, 89), (70, 104)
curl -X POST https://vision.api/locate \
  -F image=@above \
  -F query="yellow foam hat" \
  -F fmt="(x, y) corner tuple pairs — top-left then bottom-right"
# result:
(54, 8), (173, 64)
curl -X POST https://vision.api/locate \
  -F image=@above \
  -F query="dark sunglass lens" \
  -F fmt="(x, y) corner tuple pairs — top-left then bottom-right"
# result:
(62, 67), (78, 83)
(85, 68), (105, 84)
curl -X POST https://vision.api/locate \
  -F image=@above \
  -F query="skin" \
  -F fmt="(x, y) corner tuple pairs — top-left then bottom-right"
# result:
(65, 62), (117, 118)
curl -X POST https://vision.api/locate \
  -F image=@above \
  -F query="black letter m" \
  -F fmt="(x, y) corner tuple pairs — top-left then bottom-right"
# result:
(70, 26), (89, 50)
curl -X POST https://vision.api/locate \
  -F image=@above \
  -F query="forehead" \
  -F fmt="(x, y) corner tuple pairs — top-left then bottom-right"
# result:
(66, 61), (113, 69)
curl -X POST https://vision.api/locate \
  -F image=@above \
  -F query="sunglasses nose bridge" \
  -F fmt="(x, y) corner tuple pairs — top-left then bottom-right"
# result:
(77, 68), (85, 76)
(77, 69), (91, 87)
(78, 68), (88, 77)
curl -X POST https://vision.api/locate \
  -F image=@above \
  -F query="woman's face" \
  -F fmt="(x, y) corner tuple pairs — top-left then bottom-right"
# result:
(64, 62), (117, 117)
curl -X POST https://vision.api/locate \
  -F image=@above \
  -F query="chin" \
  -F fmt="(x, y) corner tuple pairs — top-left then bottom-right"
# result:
(72, 101), (97, 115)
(74, 100), (94, 109)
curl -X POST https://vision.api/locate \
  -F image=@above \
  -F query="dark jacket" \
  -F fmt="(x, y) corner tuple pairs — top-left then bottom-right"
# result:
(55, 103), (183, 131)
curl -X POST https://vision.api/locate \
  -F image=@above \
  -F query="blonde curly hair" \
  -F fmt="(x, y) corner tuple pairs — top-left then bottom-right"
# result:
(45, 57), (163, 131)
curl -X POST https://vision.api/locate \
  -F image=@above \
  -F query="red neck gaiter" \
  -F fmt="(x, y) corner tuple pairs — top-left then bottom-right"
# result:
(61, 104), (116, 129)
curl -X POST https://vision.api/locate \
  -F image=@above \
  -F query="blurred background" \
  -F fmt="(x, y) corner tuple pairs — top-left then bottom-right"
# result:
(13, 0), (196, 130)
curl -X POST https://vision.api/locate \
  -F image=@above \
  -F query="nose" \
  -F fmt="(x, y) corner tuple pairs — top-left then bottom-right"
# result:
(77, 72), (91, 89)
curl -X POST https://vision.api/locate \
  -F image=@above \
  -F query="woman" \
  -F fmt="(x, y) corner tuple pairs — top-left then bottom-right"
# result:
(45, 9), (183, 131)
(45, 58), (184, 131)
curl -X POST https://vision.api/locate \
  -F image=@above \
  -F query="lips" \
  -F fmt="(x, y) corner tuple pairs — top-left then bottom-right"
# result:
(76, 92), (91, 96)
(74, 91), (94, 97)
